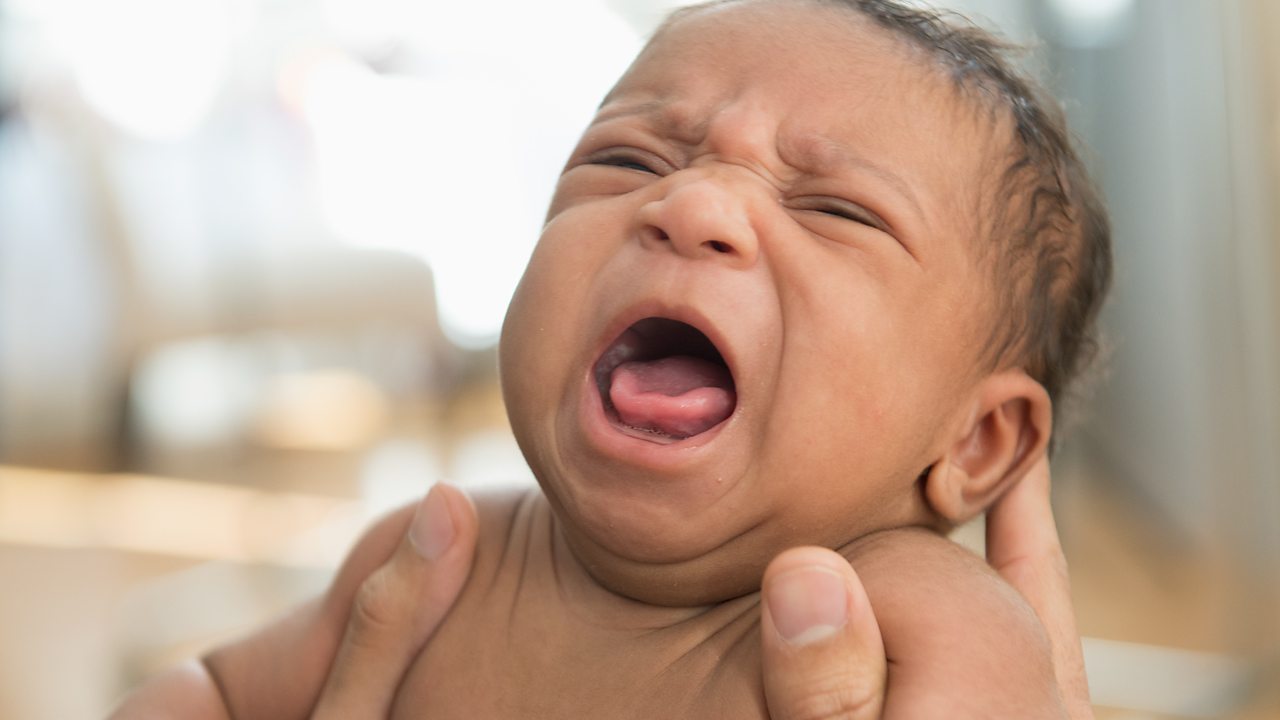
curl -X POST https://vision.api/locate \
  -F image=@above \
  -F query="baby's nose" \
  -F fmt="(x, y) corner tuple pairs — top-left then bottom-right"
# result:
(634, 174), (760, 268)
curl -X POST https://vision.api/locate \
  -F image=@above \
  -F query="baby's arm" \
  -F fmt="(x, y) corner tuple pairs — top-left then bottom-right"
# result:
(109, 501), (416, 719)
(849, 527), (1067, 718)
(204, 501), (419, 719)
(112, 483), (494, 720)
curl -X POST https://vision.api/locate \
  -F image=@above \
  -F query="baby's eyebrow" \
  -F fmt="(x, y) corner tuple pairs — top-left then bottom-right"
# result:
(783, 134), (925, 223)
(591, 100), (925, 226)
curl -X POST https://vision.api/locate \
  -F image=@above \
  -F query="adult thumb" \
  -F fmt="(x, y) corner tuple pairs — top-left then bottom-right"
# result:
(761, 547), (887, 720)
(312, 483), (477, 720)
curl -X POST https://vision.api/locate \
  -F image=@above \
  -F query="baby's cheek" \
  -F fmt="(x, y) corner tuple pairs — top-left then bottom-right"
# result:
(502, 274), (572, 403)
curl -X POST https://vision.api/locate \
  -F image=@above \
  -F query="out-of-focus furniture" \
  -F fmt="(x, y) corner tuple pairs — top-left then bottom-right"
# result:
(0, 83), (462, 472)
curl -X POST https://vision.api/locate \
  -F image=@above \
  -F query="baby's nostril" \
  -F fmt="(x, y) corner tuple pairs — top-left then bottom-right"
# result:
(708, 240), (731, 254)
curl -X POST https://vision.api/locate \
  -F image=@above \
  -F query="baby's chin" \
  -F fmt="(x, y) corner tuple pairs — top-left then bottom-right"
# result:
(541, 488), (822, 607)
(536, 464), (937, 608)
(556, 518), (775, 607)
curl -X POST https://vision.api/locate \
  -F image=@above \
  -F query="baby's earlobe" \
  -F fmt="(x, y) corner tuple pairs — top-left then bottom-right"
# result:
(921, 457), (973, 525)
(924, 373), (1053, 525)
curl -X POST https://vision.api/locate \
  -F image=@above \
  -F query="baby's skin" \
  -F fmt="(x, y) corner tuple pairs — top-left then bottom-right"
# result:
(134, 1), (1084, 717)
(204, 487), (1059, 718)
(389, 491), (1058, 718)
(447, 1), (1060, 713)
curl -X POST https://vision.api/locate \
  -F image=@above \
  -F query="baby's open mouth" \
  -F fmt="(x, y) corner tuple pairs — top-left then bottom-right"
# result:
(593, 317), (736, 442)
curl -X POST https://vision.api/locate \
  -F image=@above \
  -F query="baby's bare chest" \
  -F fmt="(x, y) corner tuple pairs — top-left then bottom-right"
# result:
(388, 533), (768, 719)
(392, 622), (765, 718)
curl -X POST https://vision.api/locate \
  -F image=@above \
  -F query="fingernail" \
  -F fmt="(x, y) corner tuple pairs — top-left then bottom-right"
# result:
(766, 565), (849, 646)
(410, 484), (455, 560)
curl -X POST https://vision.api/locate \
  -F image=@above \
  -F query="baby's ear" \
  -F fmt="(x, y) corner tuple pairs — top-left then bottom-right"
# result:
(923, 371), (1051, 525)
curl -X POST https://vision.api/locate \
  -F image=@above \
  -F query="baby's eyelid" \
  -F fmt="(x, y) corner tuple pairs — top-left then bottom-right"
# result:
(789, 196), (890, 231)
(584, 147), (672, 175)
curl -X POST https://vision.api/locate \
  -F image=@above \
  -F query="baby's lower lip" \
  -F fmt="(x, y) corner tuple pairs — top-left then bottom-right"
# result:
(606, 415), (686, 444)
(590, 319), (736, 443)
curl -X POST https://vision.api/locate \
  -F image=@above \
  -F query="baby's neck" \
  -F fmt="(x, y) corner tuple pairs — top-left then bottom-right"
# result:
(544, 496), (754, 624)
(392, 487), (771, 718)
(542, 485), (930, 609)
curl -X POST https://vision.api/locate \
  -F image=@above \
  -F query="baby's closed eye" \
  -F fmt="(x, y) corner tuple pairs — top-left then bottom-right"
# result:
(585, 147), (671, 175)
(787, 195), (889, 231)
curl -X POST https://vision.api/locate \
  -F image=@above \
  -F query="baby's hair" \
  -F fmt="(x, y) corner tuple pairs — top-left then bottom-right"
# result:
(653, 0), (1113, 440)
(833, 0), (1112, 439)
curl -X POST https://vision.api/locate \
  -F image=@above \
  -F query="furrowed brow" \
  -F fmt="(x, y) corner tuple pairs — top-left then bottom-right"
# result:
(589, 99), (707, 145)
(786, 134), (925, 222)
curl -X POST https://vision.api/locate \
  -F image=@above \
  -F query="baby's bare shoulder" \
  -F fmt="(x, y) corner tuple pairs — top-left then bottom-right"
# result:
(846, 525), (1011, 600)
(463, 484), (542, 574)
(201, 485), (534, 720)
(468, 484), (538, 540)
(846, 527), (1064, 717)
(845, 526), (1045, 649)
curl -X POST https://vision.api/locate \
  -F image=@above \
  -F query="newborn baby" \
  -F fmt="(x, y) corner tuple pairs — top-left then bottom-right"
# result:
(198, 0), (1111, 717)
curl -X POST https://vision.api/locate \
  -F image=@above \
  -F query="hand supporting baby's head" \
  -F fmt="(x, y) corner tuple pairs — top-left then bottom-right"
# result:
(498, 0), (1111, 606)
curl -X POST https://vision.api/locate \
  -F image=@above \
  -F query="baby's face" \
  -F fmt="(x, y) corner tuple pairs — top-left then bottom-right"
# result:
(501, 0), (998, 604)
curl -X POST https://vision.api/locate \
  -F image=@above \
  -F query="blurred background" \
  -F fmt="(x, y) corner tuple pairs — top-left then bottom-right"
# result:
(0, 0), (1277, 717)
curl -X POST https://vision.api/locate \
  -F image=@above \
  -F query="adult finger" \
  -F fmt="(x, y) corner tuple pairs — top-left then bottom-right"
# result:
(986, 457), (1092, 720)
(761, 546), (887, 720)
(312, 483), (478, 720)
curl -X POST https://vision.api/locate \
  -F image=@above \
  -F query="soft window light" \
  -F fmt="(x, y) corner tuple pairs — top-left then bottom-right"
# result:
(50, 0), (232, 140)
(296, 0), (640, 347)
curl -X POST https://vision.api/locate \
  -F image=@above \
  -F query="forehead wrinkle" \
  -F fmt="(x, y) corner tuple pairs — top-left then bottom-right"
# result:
(781, 131), (925, 222)
(592, 97), (712, 147)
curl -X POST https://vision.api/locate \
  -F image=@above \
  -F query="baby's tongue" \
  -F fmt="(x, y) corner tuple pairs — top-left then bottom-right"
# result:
(609, 356), (735, 439)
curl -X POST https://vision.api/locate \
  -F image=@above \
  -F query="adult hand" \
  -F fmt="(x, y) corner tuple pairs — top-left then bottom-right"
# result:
(986, 456), (1092, 720)
(759, 456), (1092, 720)
(106, 484), (477, 720)
(760, 546), (887, 720)
(306, 461), (1090, 720)
(311, 483), (478, 719)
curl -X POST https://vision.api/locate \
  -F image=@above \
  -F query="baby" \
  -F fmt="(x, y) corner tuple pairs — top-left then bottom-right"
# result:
(135, 0), (1112, 717)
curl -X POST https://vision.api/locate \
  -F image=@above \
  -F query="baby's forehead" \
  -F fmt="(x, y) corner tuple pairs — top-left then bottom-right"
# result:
(641, 0), (951, 85)
(638, 3), (1002, 141)
(608, 4), (1008, 249)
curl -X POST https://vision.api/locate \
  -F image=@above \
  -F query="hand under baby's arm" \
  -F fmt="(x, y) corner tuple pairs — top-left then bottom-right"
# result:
(107, 484), (478, 720)
(849, 527), (1065, 718)
(112, 460), (1089, 720)
(760, 530), (1061, 720)
(759, 456), (1090, 720)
